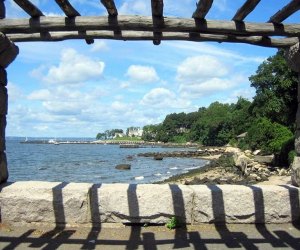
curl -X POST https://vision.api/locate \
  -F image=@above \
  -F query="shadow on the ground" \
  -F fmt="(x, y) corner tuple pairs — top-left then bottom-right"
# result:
(1, 224), (300, 249)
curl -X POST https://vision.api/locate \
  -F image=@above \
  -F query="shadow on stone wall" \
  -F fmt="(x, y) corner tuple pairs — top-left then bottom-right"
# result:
(1, 183), (300, 249)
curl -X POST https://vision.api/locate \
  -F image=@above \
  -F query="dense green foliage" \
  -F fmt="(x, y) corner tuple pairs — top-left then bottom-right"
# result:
(249, 50), (298, 128)
(96, 129), (124, 140)
(245, 118), (293, 154)
(139, 50), (297, 166)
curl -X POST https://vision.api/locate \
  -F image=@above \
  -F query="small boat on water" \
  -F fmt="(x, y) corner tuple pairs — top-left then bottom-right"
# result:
(48, 139), (60, 145)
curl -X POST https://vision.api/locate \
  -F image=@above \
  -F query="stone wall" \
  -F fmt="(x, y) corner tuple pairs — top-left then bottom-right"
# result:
(0, 32), (19, 183)
(285, 43), (300, 186)
(0, 181), (299, 227)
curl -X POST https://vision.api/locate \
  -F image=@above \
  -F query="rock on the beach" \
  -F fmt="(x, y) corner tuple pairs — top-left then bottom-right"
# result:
(154, 156), (163, 160)
(115, 164), (131, 170)
(233, 153), (252, 174)
(254, 155), (274, 164)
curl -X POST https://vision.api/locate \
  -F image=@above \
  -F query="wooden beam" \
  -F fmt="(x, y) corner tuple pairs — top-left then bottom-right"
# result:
(0, 0), (5, 19)
(232, 0), (261, 22)
(55, 0), (93, 44)
(2, 16), (300, 37)
(13, 0), (44, 17)
(269, 0), (300, 23)
(55, 0), (80, 17)
(151, 0), (163, 17)
(6, 31), (299, 48)
(151, 0), (164, 45)
(101, 0), (118, 16)
(193, 0), (213, 19)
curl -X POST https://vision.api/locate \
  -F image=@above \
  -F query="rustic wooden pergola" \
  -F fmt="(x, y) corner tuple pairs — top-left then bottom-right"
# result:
(1, 0), (300, 47)
(1, 0), (300, 184)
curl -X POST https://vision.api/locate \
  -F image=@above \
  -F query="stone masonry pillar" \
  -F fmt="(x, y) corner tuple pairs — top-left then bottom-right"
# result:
(285, 43), (300, 186)
(0, 32), (19, 183)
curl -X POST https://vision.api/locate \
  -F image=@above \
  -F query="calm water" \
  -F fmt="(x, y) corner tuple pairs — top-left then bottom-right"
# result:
(5, 138), (208, 184)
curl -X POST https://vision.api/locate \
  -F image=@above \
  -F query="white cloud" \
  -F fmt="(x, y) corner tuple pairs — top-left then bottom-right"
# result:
(126, 65), (159, 83)
(7, 82), (23, 102)
(176, 55), (228, 82)
(42, 48), (105, 84)
(90, 41), (109, 52)
(141, 88), (190, 109)
(27, 89), (51, 100)
(179, 75), (247, 99)
(119, 0), (150, 15)
(167, 42), (265, 64)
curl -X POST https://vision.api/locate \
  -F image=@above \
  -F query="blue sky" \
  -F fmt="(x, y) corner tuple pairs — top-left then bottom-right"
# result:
(4, 0), (299, 137)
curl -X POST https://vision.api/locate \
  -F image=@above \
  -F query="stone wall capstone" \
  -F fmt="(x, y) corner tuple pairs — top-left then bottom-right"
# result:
(0, 182), (299, 226)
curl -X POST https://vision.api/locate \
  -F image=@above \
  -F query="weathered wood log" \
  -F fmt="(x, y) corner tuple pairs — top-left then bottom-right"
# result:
(0, 0), (5, 19)
(269, 0), (300, 24)
(0, 32), (19, 68)
(101, 0), (118, 16)
(0, 85), (7, 115)
(0, 151), (8, 183)
(0, 115), (5, 152)
(193, 0), (213, 19)
(0, 42), (19, 68)
(13, 0), (44, 17)
(151, 0), (164, 45)
(7, 30), (299, 48)
(0, 67), (7, 86)
(232, 0), (261, 22)
(151, 0), (163, 17)
(55, 0), (80, 17)
(0, 32), (11, 53)
(55, 0), (93, 45)
(1, 16), (300, 37)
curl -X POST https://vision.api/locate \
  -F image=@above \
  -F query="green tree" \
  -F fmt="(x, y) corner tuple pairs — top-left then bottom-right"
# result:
(189, 102), (233, 146)
(249, 50), (298, 129)
(96, 133), (106, 140)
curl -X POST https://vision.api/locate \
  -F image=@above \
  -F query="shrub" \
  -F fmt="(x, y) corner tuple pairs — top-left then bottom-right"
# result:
(288, 150), (297, 166)
(166, 217), (179, 229)
(246, 118), (293, 154)
(245, 118), (293, 166)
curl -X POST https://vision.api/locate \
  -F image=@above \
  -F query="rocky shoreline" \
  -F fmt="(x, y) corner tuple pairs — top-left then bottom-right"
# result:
(147, 147), (291, 185)
(138, 147), (225, 158)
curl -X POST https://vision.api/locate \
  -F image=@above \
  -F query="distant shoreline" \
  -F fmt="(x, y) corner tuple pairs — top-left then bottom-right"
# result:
(19, 139), (200, 148)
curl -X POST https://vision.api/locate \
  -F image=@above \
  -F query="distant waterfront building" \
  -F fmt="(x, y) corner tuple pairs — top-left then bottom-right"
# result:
(127, 127), (143, 137)
(113, 132), (125, 139)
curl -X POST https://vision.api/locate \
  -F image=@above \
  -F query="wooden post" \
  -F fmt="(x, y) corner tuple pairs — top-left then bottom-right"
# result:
(0, 0), (5, 19)
(0, 68), (8, 183)
(0, 33), (19, 184)
(285, 42), (300, 186)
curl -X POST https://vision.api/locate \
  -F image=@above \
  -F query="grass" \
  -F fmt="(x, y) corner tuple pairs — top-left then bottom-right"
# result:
(111, 136), (143, 142)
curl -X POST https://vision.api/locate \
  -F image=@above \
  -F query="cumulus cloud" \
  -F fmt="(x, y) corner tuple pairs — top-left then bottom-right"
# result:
(141, 88), (190, 109)
(41, 48), (105, 85)
(90, 41), (109, 52)
(126, 65), (159, 83)
(176, 55), (228, 82)
(175, 54), (249, 99)
(179, 77), (244, 99)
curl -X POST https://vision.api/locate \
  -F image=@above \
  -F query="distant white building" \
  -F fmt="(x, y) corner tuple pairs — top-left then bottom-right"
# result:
(127, 127), (143, 137)
(113, 132), (125, 139)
